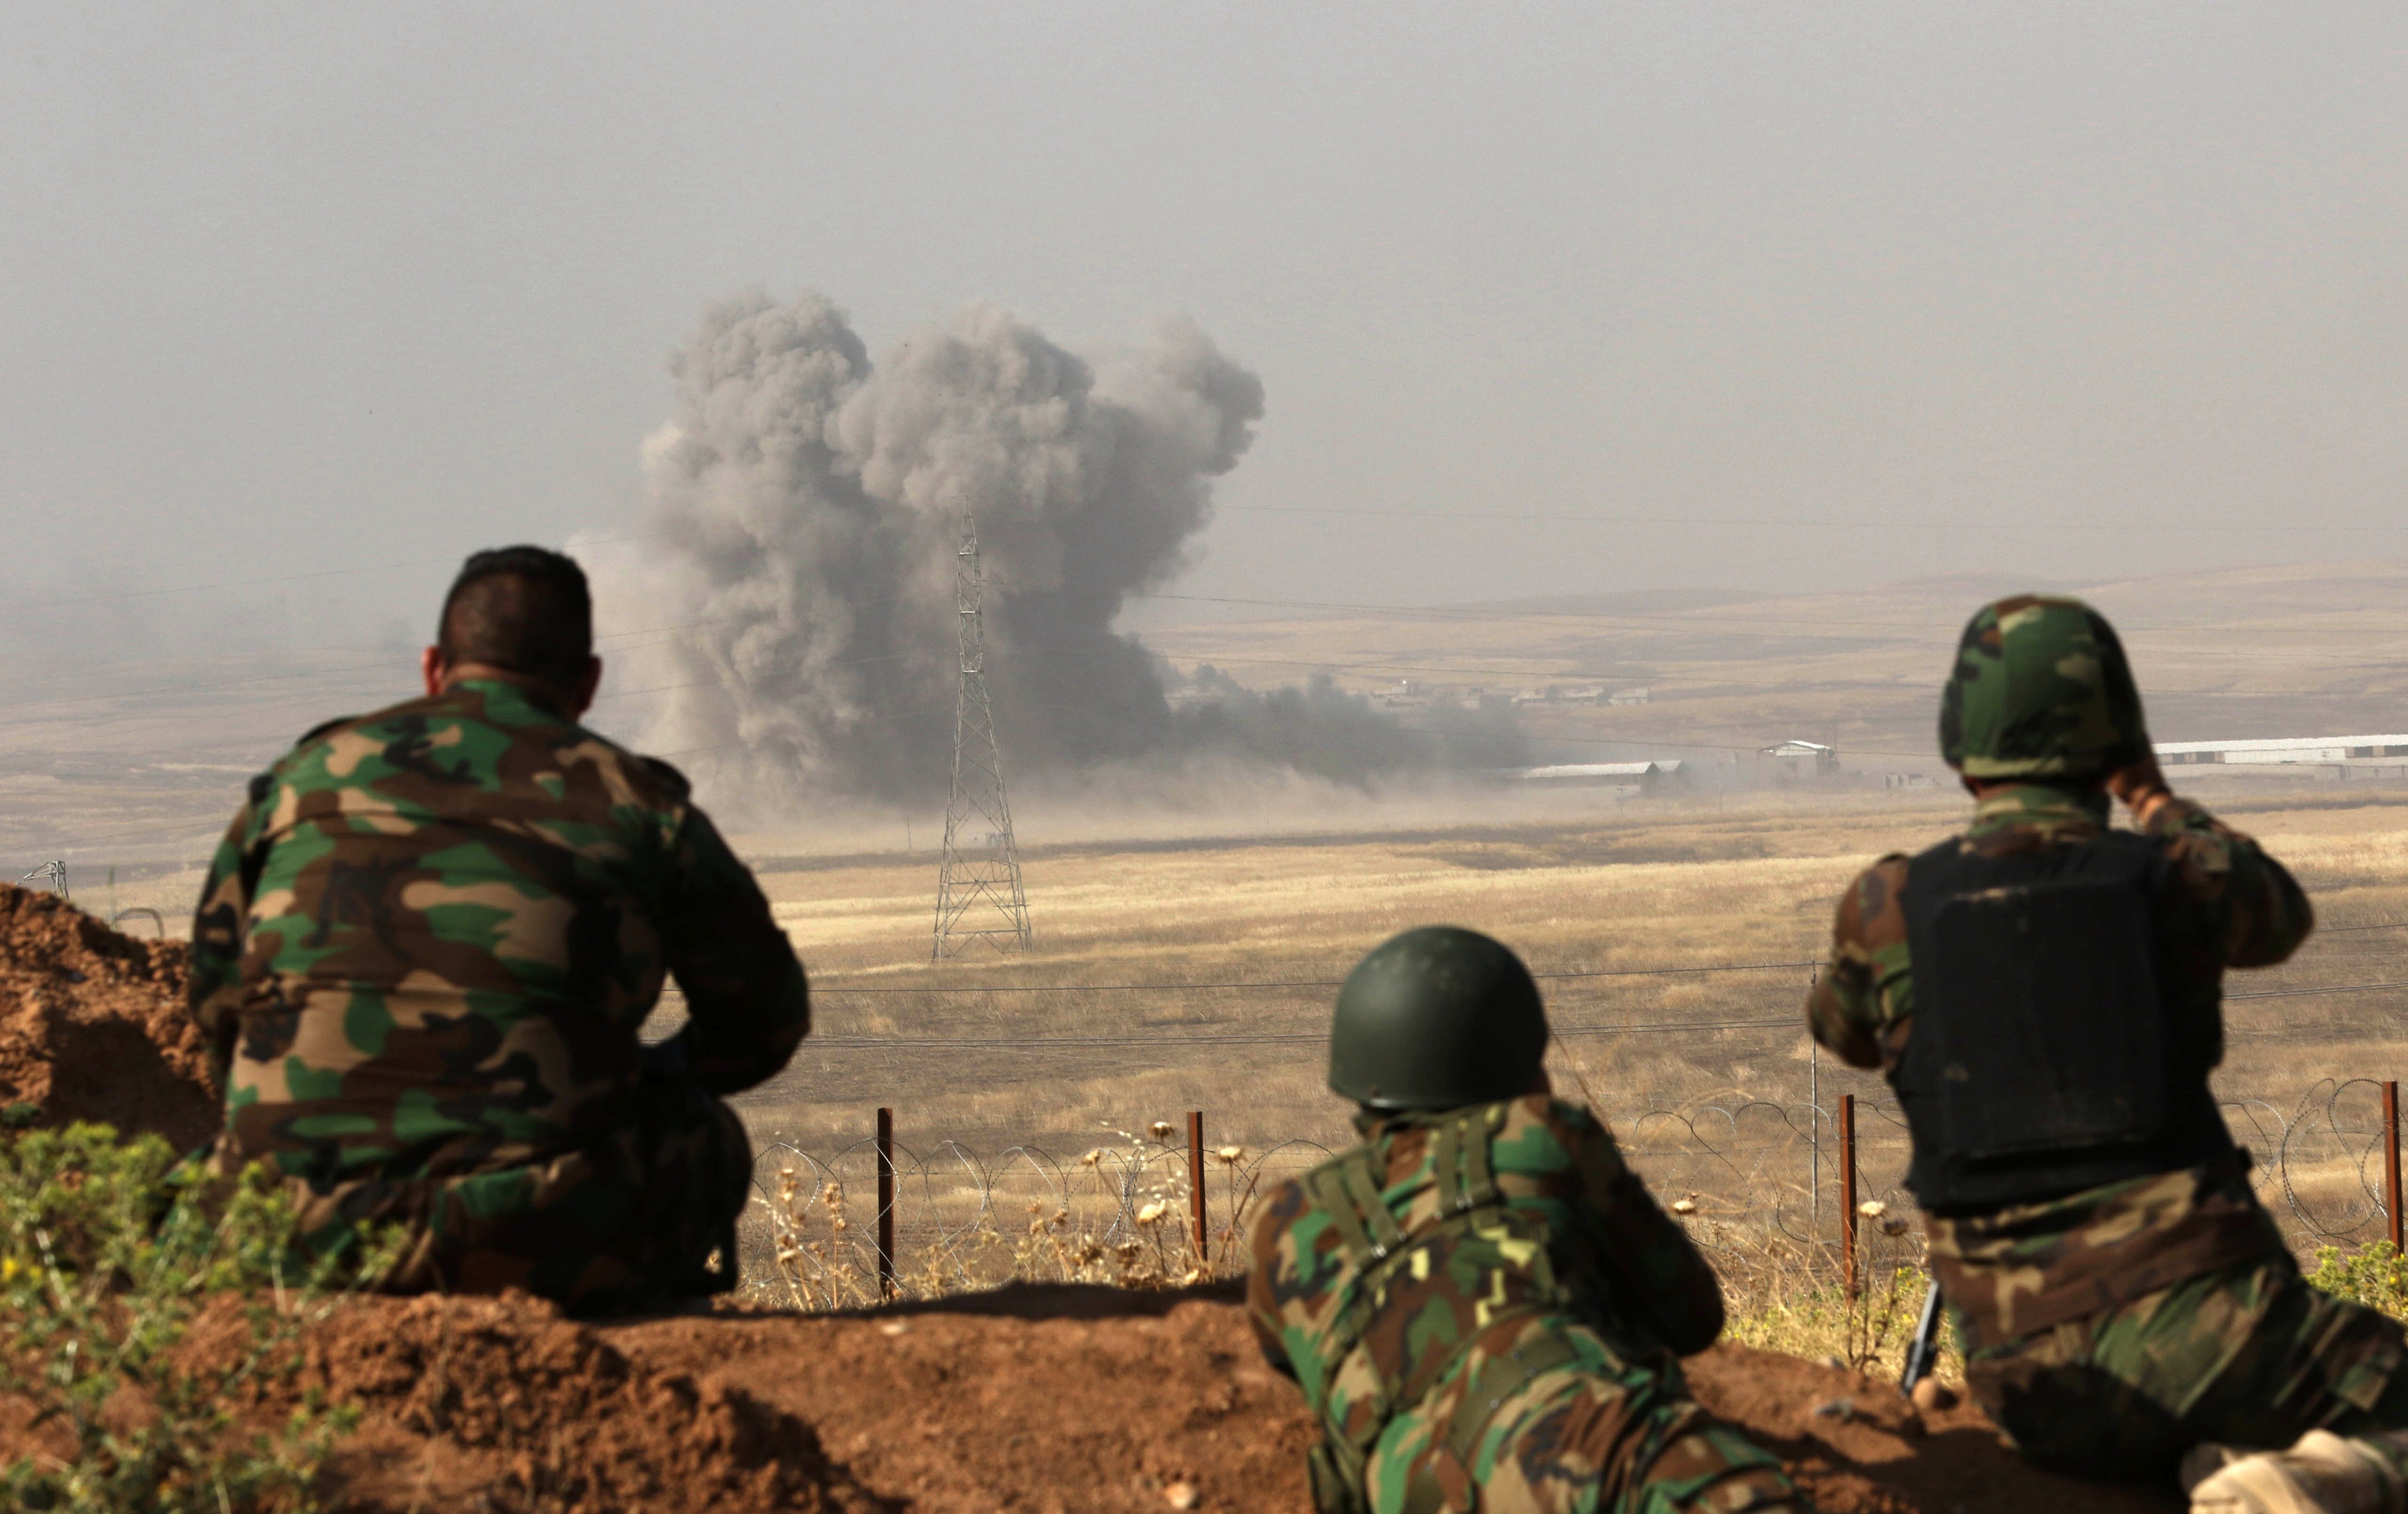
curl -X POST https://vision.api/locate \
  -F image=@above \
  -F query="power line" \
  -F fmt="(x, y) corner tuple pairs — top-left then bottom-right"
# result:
(1215, 504), (2408, 536)
(770, 974), (2408, 1051)
(797, 1016), (1799, 1049)
(0, 533), (650, 614)
(791, 958), (1822, 995)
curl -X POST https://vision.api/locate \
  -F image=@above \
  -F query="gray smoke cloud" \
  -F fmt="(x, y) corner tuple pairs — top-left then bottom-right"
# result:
(622, 289), (1519, 805)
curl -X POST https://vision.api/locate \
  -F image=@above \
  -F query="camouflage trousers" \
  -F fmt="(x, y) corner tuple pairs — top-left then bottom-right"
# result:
(1359, 1322), (1798, 1514)
(1963, 1254), (2408, 1483)
(216, 1078), (753, 1316)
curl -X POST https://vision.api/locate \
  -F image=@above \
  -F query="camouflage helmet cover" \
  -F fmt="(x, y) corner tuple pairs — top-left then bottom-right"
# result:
(1327, 926), (1549, 1110)
(1938, 594), (2149, 779)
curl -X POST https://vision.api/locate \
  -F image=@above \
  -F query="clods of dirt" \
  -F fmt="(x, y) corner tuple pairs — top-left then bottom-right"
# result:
(279, 1293), (892, 1514)
(0, 882), (218, 1148)
(1689, 1343), (2177, 1514)
(605, 1283), (2183, 1514)
(613, 1283), (1313, 1514)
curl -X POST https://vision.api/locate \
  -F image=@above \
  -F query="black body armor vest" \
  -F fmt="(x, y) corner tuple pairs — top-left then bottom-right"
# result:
(1894, 829), (2235, 1214)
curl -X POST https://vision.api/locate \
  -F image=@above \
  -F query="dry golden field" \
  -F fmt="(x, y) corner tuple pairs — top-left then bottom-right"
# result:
(1137, 559), (2408, 772)
(721, 779), (2408, 1287)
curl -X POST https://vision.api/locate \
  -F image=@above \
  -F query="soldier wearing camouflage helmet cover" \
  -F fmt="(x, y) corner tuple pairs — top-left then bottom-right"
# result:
(1248, 926), (1800, 1514)
(188, 546), (808, 1315)
(1810, 594), (2408, 1512)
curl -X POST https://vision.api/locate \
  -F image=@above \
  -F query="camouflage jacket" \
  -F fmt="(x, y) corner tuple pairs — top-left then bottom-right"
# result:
(188, 677), (809, 1187)
(1247, 1097), (1725, 1510)
(1807, 782), (2312, 1343)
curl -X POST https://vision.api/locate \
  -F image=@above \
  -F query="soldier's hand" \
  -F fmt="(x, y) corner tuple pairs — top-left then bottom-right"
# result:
(2106, 752), (2171, 814)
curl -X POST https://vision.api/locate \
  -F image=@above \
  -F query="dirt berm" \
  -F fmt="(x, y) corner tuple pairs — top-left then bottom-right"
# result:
(1, 886), (2181, 1512)
(289, 1282), (2179, 1514)
(0, 881), (218, 1149)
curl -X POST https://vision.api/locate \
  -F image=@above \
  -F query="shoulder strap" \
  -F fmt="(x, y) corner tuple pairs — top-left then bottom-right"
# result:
(1431, 1105), (1506, 1217)
(1307, 1146), (1407, 1265)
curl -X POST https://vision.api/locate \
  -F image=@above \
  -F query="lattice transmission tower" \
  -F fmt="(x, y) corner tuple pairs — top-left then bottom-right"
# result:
(932, 510), (1032, 958)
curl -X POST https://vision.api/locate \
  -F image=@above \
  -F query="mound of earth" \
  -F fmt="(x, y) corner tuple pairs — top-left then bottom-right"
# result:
(594, 1283), (2181, 1514)
(0, 882), (218, 1148)
(261, 1293), (891, 1513)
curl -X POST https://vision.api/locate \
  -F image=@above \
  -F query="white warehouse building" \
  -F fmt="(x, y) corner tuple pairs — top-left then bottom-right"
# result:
(2155, 735), (2408, 770)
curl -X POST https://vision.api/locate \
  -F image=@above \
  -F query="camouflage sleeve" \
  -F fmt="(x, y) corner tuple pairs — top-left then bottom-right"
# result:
(1564, 1108), (1725, 1356)
(1806, 854), (1912, 1070)
(188, 782), (267, 1081)
(1245, 1177), (1306, 1380)
(657, 805), (811, 1096)
(2134, 792), (2314, 968)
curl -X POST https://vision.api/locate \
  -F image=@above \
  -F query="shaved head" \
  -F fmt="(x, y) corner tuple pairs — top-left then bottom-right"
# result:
(436, 546), (593, 692)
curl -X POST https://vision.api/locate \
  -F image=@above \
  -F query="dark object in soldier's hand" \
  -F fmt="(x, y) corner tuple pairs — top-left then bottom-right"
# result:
(639, 1034), (693, 1081)
(1902, 1277), (1944, 1397)
(2106, 752), (2170, 812)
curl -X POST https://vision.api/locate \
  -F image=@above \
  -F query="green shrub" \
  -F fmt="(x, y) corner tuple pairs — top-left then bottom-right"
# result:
(0, 1123), (385, 1513)
(2309, 1240), (2408, 1319)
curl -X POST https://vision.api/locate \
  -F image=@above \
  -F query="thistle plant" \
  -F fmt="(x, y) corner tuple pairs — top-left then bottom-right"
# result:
(0, 1122), (393, 1514)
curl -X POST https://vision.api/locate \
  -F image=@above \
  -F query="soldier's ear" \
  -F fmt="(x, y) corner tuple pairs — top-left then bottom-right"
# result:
(420, 645), (447, 698)
(568, 656), (603, 719)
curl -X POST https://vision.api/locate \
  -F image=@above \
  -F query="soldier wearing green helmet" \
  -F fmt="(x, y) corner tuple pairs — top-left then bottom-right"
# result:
(1247, 926), (1800, 1514)
(1811, 594), (2408, 1514)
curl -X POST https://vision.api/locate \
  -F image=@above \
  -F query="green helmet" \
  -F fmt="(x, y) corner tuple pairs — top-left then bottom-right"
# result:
(1327, 926), (1548, 1110)
(1938, 594), (2149, 780)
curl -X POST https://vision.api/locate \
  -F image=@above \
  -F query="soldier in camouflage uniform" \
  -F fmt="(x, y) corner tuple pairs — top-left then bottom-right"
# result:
(189, 546), (808, 1314)
(1810, 594), (2408, 1512)
(1249, 926), (1799, 1514)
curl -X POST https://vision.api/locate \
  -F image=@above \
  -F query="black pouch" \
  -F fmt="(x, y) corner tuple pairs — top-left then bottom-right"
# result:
(1924, 873), (2167, 1159)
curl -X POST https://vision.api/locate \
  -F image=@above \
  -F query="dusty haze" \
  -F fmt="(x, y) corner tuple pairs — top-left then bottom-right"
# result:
(9, 7), (2408, 650)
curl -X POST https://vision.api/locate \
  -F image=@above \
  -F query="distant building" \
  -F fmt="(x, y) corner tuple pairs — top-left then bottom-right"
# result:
(1884, 772), (1935, 790)
(1759, 739), (1840, 778)
(1511, 760), (1687, 793)
(1510, 684), (1607, 706)
(2154, 735), (2408, 777)
(1606, 686), (1651, 706)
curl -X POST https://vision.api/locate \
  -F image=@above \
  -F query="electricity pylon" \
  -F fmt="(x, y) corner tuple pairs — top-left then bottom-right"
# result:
(20, 861), (67, 899)
(932, 510), (1032, 958)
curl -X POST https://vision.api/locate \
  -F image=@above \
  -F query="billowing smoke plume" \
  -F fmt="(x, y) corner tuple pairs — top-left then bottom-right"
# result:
(620, 290), (1519, 805)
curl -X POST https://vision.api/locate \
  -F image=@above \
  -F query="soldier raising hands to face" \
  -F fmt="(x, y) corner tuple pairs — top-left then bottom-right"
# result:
(1249, 927), (1799, 1514)
(1811, 595), (2408, 1514)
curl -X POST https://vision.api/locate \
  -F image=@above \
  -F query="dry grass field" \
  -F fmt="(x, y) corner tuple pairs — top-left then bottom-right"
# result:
(721, 778), (2408, 1292)
(1139, 560), (2408, 776)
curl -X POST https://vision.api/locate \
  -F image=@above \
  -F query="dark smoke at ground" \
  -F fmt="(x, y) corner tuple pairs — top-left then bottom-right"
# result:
(614, 289), (1525, 805)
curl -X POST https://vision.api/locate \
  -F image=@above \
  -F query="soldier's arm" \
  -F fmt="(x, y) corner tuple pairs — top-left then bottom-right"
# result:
(188, 787), (265, 1084)
(1245, 1181), (1306, 1380)
(2127, 787), (2314, 968)
(1567, 1114), (1725, 1355)
(657, 806), (811, 1095)
(1806, 855), (1913, 1070)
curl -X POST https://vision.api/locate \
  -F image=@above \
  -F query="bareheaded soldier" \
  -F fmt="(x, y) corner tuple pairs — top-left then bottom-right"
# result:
(1249, 927), (1799, 1514)
(1811, 594), (2408, 1513)
(189, 546), (808, 1314)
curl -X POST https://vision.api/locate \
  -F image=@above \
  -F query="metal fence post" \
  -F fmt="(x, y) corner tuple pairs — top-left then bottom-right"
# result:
(876, 1106), (896, 1300)
(1187, 1110), (1209, 1267)
(2387, 1082), (2402, 1254)
(1840, 1093), (1858, 1300)
(1808, 967), (1821, 1233)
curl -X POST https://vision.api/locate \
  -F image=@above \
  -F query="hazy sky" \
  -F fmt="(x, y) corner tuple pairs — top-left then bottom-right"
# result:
(6, 3), (2407, 656)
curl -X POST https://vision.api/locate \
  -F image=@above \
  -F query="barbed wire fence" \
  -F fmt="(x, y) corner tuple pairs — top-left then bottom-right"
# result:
(734, 1076), (2408, 1311)
(719, 920), (2408, 1309)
